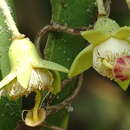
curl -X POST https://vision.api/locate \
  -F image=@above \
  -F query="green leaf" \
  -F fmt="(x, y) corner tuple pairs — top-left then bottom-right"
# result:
(116, 80), (130, 91)
(81, 30), (109, 45)
(44, 0), (96, 129)
(69, 44), (94, 78)
(112, 26), (130, 42)
(0, 1), (22, 129)
(0, 97), (21, 130)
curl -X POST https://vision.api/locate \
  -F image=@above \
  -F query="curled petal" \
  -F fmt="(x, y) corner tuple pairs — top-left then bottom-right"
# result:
(23, 108), (46, 127)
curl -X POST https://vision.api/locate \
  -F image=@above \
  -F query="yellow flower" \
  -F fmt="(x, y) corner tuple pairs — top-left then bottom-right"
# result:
(0, 37), (68, 127)
(0, 38), (68, 99)
(69, 17), (130, 90)
(0, 38), (68, 98)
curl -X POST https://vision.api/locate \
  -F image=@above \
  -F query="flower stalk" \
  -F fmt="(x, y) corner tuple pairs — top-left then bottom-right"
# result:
(0, 0), (24, 39)
(96, 0), (107, 16)
(33, 91), (42, 122)
(125, 0), (130, 9)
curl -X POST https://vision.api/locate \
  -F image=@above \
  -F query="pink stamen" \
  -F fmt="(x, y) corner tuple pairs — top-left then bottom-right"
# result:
(113, 56), (130, 81)
(116, 58), (125, 64)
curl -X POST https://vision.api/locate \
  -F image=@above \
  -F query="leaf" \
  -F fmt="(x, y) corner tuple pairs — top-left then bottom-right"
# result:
(44, 0), (96, 129)
(81, 30), (109, 45)
(0, 1), (22, 130)
(69, 44), (94, 78)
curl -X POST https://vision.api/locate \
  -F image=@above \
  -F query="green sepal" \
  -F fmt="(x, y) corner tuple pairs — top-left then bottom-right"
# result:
(81, 30), (109, 45)
(112, 26), (130, 42)
(116, 80), (130, 91)
(32, 59), (68, 73)
(51, 71), (61, 94)
(69, 44), (94, 78)
(0, 72), (16, 90)
(94, 17), (120, 35)
(17, 63), (32, 89)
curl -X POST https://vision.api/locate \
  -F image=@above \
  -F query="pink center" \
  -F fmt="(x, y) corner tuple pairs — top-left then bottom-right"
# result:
(113, 56), (130, 81)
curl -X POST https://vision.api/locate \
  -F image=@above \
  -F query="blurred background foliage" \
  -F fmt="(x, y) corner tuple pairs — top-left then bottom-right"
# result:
(14, 0), (130, 130)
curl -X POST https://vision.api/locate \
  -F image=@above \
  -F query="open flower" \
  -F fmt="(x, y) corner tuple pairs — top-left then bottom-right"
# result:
(0, 38), (68, 98)
(69, 17), (130, 90)
(0, 37), (68, 126)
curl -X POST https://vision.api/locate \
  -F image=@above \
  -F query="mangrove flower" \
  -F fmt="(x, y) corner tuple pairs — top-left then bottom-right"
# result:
(69, 16), (130, 91)
(0, 0), (68, 127)
(0, 37), (68, 126)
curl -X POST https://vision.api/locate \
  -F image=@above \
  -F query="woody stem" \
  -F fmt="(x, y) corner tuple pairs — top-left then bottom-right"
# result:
(46, 74), (84, 116)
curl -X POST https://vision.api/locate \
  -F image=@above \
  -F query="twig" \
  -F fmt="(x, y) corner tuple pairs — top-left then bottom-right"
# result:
(46, 74), (84, 115)
(40, 77), (77, 108)
(41, 122), (66, 130)
(62, 77), (77, 89)
(35, 24), (89, 56)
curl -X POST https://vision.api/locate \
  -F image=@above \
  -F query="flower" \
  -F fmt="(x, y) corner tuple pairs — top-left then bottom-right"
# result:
(0, 37), (68, 126)
(0, 38), (68, 98)
(69, 17), (130, 90)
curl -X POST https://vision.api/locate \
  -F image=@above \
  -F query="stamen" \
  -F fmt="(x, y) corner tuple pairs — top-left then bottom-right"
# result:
(103, 59), (113, 69)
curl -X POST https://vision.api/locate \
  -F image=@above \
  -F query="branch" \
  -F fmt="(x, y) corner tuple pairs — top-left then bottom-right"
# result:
(46, 74), (84, 116)
(41, 122), (66, 130)
(35, 24), (90, 56)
